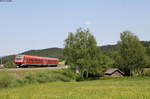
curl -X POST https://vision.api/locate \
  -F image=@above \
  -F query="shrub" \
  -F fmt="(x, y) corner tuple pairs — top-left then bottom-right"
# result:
(61, 69), (77, 81)
(35, 72), (50, 83)
(3, 61), (17, 68)
(13, 70), (76, 87)
(24, 74), (38, 84)
(0, 69), (79, 89)
(51, 74), (73, 82)
(76, 75), (85, 81)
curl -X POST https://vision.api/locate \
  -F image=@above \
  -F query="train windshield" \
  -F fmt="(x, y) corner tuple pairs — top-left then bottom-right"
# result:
(15, 56), (23, 61)
(16, 58), (22, 60)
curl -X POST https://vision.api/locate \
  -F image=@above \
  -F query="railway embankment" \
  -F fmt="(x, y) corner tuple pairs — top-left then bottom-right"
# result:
(0, 67), (75, 89)
(0, 65), (68, 71)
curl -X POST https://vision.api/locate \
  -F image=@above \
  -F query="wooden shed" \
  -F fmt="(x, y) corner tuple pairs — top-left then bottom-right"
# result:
(104, 68), (124, 77)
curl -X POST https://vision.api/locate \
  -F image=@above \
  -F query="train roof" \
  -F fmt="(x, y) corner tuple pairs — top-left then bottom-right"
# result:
(16, 55), (59, 60)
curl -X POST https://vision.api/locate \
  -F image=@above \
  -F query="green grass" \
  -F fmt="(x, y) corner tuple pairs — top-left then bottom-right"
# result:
(0, 77), (150, 99)
(144, 68), (150, 76)
(59, 61), (65, 65)
(0, 69), (74, 79)
(0, 69), (77, 88)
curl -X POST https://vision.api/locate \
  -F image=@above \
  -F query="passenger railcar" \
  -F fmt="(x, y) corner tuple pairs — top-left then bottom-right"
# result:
(14, 55), (59, 67)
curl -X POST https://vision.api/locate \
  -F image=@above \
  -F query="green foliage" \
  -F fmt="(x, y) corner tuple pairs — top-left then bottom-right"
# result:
(76, 75), (85, 81)
(0, 72), (14, 88)
(146, 46), (150, 56)
(3, 61), (17, 68)
(0, 69), (77, 89)
(64, 28), (111, 78)
(60, 69), (77, 80)
(145, 56), (150, 68)
(16, 71), (76, 85)
(116, 31), (146, 76)
(100, 45), (118, 57)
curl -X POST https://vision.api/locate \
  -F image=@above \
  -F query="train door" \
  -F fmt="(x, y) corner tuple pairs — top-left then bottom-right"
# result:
(24, 56), (26, 65)
(43, 59), (47, 65)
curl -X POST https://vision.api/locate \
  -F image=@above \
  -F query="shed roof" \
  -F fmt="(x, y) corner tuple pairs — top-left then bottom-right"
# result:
(105, 68), (124, 75)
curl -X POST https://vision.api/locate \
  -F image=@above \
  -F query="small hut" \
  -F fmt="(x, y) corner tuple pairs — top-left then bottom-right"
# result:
(104, 68), (124, 77)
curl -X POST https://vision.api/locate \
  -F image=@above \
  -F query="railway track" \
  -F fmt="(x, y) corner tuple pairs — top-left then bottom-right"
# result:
(0, 65), (68, 71)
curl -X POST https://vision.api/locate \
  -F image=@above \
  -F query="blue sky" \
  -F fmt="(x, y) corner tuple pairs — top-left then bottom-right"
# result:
(0, 0), (150, 56)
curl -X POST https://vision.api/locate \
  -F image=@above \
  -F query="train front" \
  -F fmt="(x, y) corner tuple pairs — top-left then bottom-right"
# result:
(14, 55), (24, 66)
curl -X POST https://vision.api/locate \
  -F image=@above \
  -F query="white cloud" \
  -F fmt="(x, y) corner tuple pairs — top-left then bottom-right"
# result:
(84, 20), (91, 25)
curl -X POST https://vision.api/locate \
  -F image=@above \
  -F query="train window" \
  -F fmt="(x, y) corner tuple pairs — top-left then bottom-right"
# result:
(48, 60), (55, 62)
(16, 58), (22, 60)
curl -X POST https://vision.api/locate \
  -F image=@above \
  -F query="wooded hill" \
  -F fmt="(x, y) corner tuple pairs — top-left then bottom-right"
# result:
(1, 48), (63, 64)
(1, 41), (150, 64)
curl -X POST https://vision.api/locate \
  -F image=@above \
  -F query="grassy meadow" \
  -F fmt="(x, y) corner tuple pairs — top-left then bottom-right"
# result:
(0, 77), (150, 99)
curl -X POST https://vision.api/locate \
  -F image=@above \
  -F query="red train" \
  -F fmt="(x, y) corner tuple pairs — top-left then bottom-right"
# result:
(14, 55), (59, 67)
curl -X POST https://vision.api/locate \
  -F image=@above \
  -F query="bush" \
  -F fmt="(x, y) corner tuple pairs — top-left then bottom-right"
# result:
(76, 75), (85, 81)
(36, 72), (50, 83)
(0, 69), (79, 89)
(24, 74), (39, 84)
(61, 69), (77, 81)
(3, 61), (17, 68)
(12, 70), (77, 87)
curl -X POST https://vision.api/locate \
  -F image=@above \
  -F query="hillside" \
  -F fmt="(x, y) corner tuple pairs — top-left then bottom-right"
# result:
(1, 41), (150, 64)
(21, 48), (63, 59)
(1, 48), (63, 64)
(100, 41), (150, 57)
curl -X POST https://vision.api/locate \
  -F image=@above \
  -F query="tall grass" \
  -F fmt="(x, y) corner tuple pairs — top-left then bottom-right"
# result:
(0, 69), (77, 88)
(0, 72), (14, 88)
